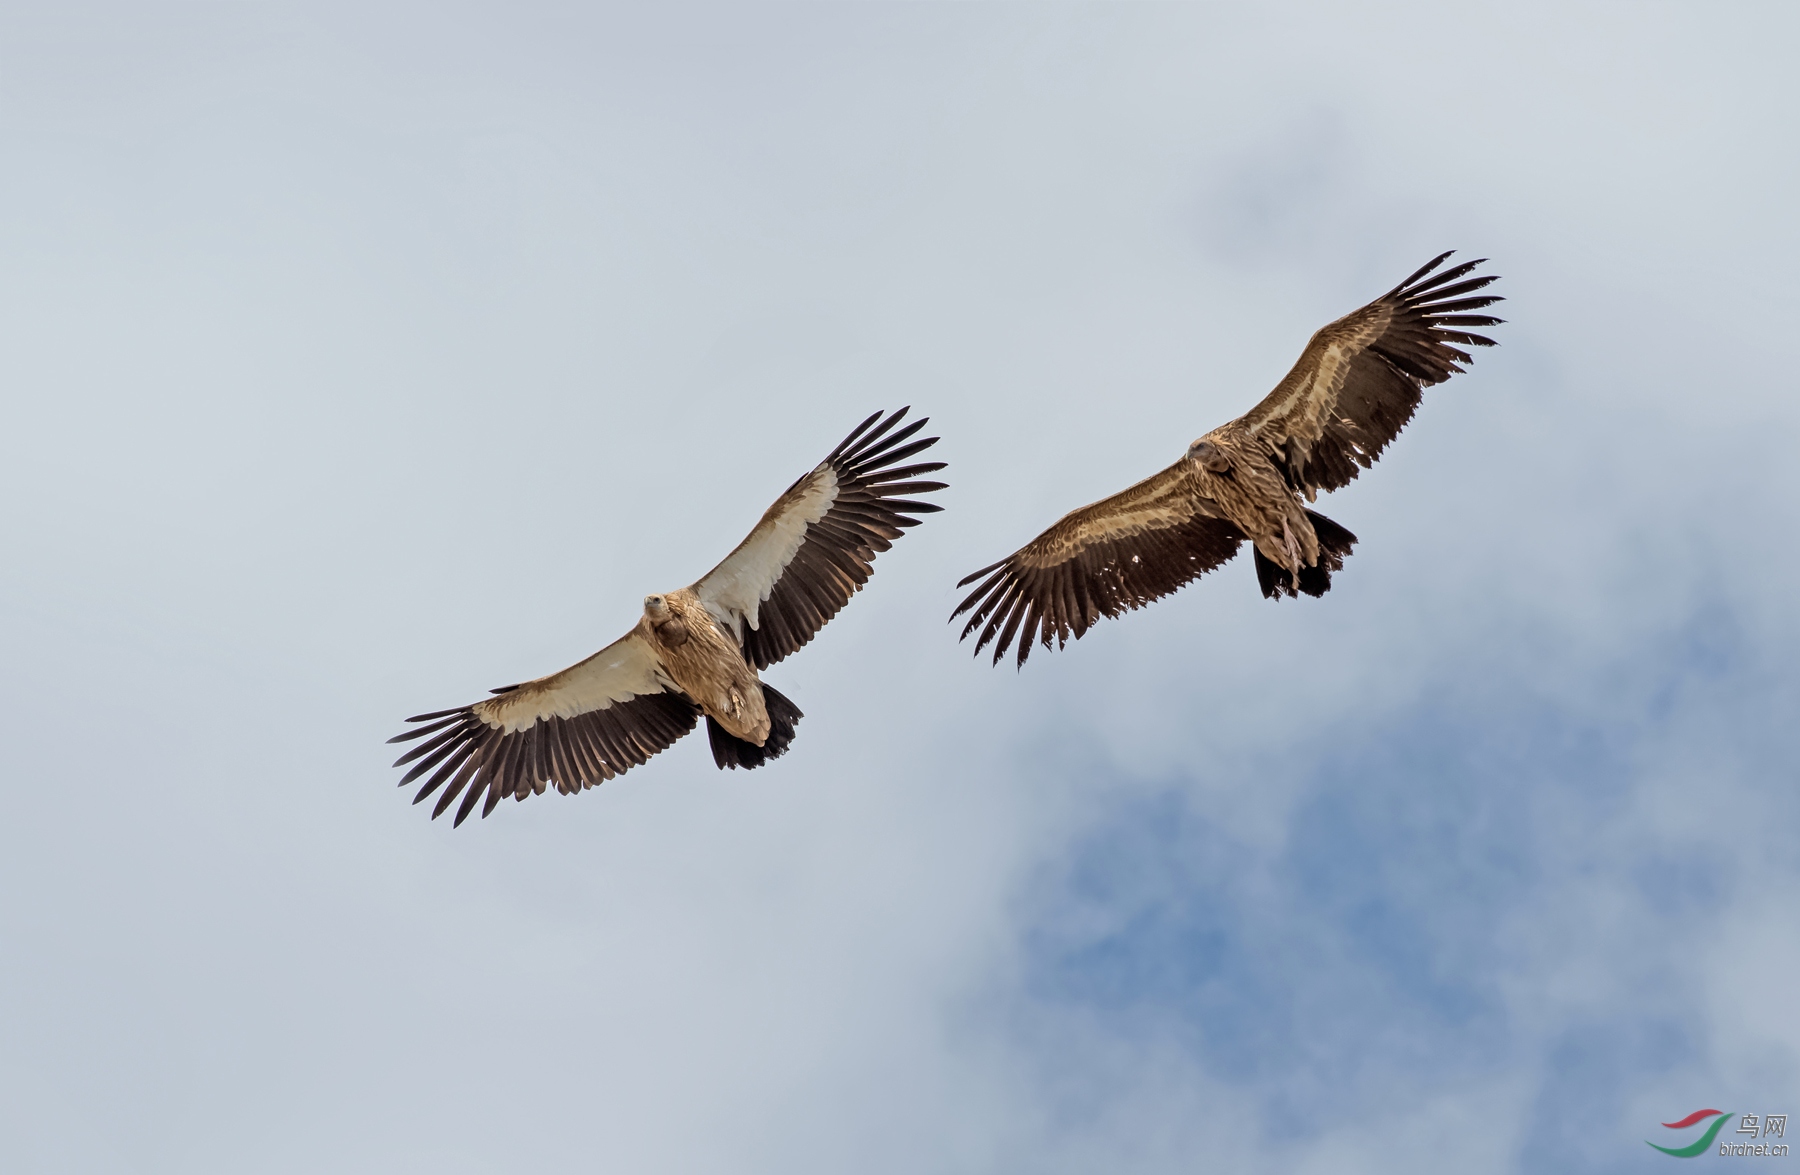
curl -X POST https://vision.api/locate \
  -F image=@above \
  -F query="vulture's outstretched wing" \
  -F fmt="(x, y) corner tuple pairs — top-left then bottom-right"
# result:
(1240, 252), (1503, 498)
(693, 408), (947, 670)
(952, 462), (1245, 667)
(387, 631), (700, 826)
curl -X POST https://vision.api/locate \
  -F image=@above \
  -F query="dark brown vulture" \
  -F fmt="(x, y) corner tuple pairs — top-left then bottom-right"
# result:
(390, 409), (945, 824)
(953, 252), (1502, 666)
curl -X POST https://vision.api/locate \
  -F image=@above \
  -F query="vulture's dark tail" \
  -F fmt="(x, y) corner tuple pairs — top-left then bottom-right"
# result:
(707, 683), (804, 771)
(1255, 510), (1358, 600)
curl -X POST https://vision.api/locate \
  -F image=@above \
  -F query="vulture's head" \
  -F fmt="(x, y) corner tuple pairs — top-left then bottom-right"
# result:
(1187, 438), (1232, 472)
(643, 593), (689, 647)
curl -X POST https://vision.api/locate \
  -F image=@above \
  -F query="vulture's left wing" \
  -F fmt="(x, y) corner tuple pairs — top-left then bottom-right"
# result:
(952, 461), (1246, 667)
(388, 630), (701, 826)
(692, 408), (947, 669)
(1240, 252), (1503, 498)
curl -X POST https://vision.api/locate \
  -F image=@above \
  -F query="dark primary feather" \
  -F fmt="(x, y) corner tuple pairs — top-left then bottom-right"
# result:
(738, 407), (947, 670)
(387, 690), (702, 827)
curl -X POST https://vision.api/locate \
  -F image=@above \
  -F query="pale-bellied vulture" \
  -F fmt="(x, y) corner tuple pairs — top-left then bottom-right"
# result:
(953, 252), (1502, 666)
(391, 409), (945, 824)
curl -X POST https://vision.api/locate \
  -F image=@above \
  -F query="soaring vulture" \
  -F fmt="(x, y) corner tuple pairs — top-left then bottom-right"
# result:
(390, 409), (945, 824)
(954, 252), (1502, 666)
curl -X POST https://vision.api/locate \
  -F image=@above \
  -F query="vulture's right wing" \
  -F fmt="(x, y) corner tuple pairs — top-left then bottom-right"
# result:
(388, 631), (701, 826)
(953, 461), (1246, 667)
(692, 408), (947, 670)
(1239, 252), (1503, 497)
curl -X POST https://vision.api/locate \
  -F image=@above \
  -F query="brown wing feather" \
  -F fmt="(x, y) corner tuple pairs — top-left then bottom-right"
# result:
(694, 408), (947, 670)
(386, 632), (702, 826)
(1241, 252), (1503, 497)
(952, 462), (1246, 667)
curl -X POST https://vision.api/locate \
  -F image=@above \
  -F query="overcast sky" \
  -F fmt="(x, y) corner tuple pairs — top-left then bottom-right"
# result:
(2, 4), (1797, 1173)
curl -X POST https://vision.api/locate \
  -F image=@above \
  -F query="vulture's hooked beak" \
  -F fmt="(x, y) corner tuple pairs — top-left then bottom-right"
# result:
(644, 594), (669, 619)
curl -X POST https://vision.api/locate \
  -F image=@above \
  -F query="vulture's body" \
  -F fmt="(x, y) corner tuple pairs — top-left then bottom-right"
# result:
(954, 252), (1503, 665)
(641, 589), (770, 744)
(392, 409), (945, 824)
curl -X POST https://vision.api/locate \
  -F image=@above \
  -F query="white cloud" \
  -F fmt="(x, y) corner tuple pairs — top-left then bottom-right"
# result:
(0, 3), (1796, 1172)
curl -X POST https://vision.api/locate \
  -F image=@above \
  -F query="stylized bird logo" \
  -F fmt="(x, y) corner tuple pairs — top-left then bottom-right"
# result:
(1648, 1109), (1732, 1157)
